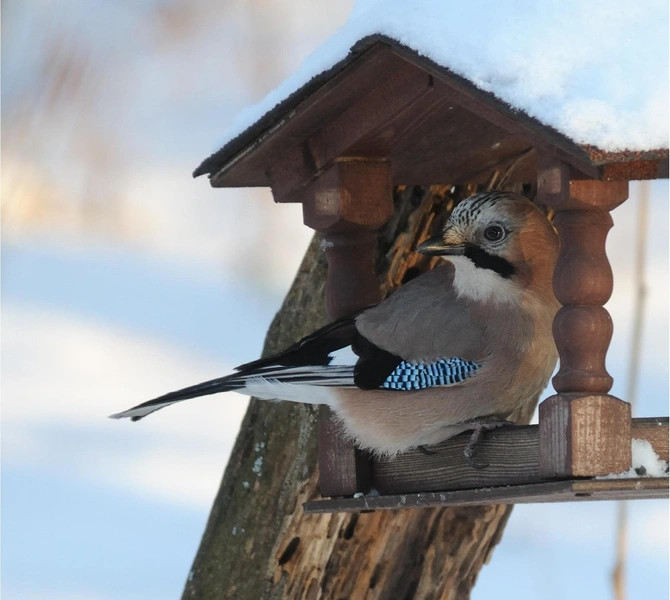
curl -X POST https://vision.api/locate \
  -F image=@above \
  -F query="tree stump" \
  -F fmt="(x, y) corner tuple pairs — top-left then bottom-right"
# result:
(182, 185), (538, 600)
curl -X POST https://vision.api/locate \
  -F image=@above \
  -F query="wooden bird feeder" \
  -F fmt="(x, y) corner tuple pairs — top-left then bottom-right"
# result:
(195, 36), (669, 511)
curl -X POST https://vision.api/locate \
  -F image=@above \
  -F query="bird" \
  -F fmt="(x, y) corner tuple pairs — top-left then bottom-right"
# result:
(111, 191), (560, 466)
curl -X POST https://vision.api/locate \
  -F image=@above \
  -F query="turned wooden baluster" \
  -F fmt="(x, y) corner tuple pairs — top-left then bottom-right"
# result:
(301, 158), (393, 496)
(537, 159), (631, 478)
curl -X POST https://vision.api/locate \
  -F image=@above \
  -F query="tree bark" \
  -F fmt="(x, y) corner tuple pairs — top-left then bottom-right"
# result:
(182, 184), (534, 600)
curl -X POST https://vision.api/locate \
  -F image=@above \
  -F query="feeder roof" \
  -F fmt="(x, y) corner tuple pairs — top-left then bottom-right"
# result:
(195, 1), (668, 192)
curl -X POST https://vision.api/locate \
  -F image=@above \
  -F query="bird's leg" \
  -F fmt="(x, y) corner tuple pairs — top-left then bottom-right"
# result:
(418, 445), (437, 456)
(463, 427), (488, 469)
(461, 416), (513, 469)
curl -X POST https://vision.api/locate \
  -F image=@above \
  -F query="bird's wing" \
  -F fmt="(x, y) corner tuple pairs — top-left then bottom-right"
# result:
(355, 263), (487, 365)
(111, 264), (486, 421)
(235, 263), (487, 392)
(235, 311), (364, 370)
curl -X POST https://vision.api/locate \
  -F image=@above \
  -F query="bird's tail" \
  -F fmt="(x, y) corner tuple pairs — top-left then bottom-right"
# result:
(108, 374), (243, 421)
(110, 364), (355, 421)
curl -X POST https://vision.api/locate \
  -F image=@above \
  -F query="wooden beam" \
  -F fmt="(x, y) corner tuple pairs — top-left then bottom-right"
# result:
(537, 158), (632, 478)
(303, 158), (393, 317)
(210, 43), (392, 188)
(304, 417), (668, 511)
(269, 61), (431, 203)
(387, 44), (600, 179)
(302, 158), (393, 497)
(318, 405), (373, 496)
(370, 417), (667, 496)
(600, 158), (669, 181)
(303, 478), (669, 513)
(634, 417), (669, 462)
(373, 425), (541, 494)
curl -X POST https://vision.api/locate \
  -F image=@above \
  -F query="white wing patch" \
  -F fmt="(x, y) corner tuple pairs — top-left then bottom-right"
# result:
(244, 378), (339, 407)
(328, 345), (359, 366)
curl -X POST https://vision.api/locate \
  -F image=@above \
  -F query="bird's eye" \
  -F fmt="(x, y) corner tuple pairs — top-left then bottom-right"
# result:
(483, 225), (506, 242)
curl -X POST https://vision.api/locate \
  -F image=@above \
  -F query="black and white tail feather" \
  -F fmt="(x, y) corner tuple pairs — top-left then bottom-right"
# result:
(110, 313), (378, 421)
(110, 308), (481, 421)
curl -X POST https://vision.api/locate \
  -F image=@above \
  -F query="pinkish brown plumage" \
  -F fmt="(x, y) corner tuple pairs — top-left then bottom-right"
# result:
(112, 192), (559, 463)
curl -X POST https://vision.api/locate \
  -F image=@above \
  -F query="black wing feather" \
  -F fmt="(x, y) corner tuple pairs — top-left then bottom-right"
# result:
(237, 308), (402, 389)
(112, 308), (406, 421)
(236, 312), (362, 370)
(352, 334), (402, 389)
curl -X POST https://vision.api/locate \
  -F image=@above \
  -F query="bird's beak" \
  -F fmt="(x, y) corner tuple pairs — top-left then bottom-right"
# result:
(416, 235), (466, 256)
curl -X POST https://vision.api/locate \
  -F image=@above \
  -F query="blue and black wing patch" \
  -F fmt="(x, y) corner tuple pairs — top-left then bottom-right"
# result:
(352, 333), (479, 391)
(380, 358), (480, 390)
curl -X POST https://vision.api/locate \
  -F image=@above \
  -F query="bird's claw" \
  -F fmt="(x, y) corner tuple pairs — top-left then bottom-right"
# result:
(465, 454), (489, 470)
(462, 416), (513, 469)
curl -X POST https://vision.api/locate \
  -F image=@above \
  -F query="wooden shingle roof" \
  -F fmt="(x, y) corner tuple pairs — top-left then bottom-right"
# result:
(194, 36), (668, 201)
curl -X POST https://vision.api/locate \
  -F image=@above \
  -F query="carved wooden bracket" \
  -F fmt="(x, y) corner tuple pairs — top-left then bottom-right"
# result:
(537, 158), (631, 477)
(300, 157), (393, 496)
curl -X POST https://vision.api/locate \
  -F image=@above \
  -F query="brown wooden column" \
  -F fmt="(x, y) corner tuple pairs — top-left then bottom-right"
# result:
(537, 159), (631, 477)
(301, 157), (393, 496)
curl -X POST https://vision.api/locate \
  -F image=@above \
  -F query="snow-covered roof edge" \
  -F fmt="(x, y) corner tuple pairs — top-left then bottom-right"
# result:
(193, 36), (380, 178)
(194, 35), (668, 181)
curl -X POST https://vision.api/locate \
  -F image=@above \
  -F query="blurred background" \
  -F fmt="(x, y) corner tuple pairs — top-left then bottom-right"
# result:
(1, 1), (667, 599)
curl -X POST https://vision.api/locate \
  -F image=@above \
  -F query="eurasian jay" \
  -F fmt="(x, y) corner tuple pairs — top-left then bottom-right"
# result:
(111, 192), (559, 465)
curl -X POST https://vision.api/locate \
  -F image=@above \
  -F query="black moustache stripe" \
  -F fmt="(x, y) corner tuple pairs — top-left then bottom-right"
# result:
(464, 245), (516, 278)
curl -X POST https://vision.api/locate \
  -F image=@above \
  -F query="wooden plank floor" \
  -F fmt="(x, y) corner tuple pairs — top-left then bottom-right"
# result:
(304, 478), (669, 513)
(304, 417), (668, 513)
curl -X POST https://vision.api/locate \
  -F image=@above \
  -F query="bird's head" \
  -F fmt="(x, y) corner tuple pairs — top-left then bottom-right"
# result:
(417, 192), (558, 298)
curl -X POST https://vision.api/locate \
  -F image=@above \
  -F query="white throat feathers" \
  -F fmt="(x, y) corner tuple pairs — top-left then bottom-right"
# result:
(448, 255), (522, 303)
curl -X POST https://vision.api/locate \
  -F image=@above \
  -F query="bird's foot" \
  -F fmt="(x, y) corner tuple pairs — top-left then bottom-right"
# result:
(461, 416), (514, 469)
(418, 445), (438, 456)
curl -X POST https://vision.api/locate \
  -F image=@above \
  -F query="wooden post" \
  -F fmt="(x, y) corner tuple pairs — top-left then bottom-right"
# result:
(537, 159), (631, 477)
(301, 157), (393, 496)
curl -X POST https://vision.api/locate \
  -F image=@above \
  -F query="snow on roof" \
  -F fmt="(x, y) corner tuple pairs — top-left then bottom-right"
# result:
(219, 0), (668, 154)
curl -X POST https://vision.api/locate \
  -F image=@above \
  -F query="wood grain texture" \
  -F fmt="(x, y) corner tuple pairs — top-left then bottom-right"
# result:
(373, 425), (541, 493)
(551, 210), (614, 306)
(276, 500), (513, 600)
(536, 161), (632, 479)
(567, 179), (629, 211)
(182, 235), (328, 600)
(268, 55), (428, 202)
(537, 164), (627, 394)
(549, 207), (616, 392)
(302, 158), (394, 230)
(632, 417), (669, 463)
(201, 39), (668, 187)
(305, 159), (393, 496)
(212, 41), (644, 191)
(539, 394), (631, 478)
(551, 306), (614, 393)
(313, 417), (668, 503)
(600, 158), (669, 181)
(318, 405), (372, 497)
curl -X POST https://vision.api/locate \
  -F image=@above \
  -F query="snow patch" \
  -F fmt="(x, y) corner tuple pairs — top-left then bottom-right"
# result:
(217, 0), (668, 152)
(598, 439), (669, 479)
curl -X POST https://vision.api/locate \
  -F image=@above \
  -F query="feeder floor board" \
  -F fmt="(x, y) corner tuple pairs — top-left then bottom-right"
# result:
(303, 477), (669, 513)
